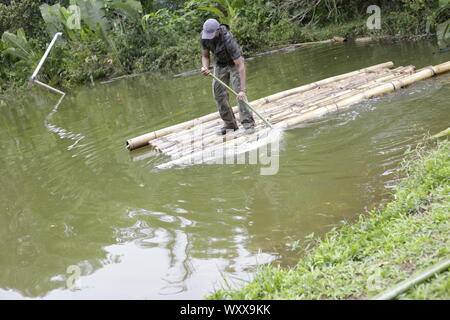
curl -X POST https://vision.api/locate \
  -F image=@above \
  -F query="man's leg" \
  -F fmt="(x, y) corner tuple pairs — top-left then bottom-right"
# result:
(213, 65), (238, 129)
(230, 65), (255, 129)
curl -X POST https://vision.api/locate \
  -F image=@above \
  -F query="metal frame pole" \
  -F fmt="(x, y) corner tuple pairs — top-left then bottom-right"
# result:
(30, 32), (66, 96)
(33, 79), (65, 96)
(30, 32), (63, 82)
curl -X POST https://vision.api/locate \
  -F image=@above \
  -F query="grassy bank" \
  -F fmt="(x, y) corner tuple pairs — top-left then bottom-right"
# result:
(208, 138), (450, 300)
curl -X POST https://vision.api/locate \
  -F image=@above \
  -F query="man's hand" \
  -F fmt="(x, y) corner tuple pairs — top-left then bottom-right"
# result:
(233, 57), (247, 102)
(201, 66), (210, 76)
(237, 91), (246, 101)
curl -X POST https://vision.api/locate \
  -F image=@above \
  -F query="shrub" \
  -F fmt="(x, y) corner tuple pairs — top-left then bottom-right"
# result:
(0, 0), (64, 40)
(60, 39), (113, 88)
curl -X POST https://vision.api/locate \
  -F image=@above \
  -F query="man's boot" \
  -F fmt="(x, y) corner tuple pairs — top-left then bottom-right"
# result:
(242, 121), (255, 134)
(217, 123), (238, 135)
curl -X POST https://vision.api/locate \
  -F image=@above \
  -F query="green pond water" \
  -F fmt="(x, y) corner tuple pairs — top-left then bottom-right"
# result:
(0, 39), (449, 299)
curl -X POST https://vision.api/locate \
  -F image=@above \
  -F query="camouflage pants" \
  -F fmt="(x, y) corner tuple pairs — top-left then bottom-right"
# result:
(212, 64), (255, 128)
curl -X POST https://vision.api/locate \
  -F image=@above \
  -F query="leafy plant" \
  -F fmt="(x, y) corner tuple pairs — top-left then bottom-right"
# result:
(108, 0), (143, 23)
(60, 39), (113, 87)
(282, 0), (359, 26)
(38, 0), (124, 68)
(39, 3), (63, 37)
(1, 28), (40, 65)
(108, 0), (149, 45)
(74, 0), (109, 32)
(75, 0), (125, 67)
(436, 21), (450, 47)
(1, 28), (43, 84)
(39, 3), (80, 42)
(197, 0), (245, 28)
(425, 0), (450, 48)
(142, 9), (175, 43)
(0, 0), (48, 40)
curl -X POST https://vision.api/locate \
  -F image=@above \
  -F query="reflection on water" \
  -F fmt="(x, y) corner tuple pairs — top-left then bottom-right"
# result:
(0, 40), (449, 299)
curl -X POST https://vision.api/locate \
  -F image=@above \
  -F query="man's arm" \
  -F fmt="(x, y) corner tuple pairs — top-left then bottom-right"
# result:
(233, 56), (246, 101)
(201, 49), (210, 76)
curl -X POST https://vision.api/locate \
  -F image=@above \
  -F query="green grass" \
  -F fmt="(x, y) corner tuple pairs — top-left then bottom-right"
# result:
(398, 270), (450, 299)
(208, 139), (450, 300)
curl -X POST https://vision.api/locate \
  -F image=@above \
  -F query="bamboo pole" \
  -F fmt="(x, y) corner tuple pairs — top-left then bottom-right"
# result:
(371, 258), (450, 300)
(433, 61), (450, 73)
(430, 127), (450, 139)
(126, 62), (395, 150)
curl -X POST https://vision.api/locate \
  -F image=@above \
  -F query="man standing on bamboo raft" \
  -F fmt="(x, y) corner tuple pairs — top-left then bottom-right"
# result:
(200, 18), (256, 135)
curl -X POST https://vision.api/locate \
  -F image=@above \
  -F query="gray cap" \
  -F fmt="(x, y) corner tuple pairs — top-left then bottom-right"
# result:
(201, 19), (220, 39)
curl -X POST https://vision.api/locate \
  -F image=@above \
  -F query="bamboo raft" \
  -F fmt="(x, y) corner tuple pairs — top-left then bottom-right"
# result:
(126, 61), (450, 168)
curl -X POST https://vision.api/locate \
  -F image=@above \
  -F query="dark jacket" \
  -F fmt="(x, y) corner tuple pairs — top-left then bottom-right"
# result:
(200, 24), (242, 67)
